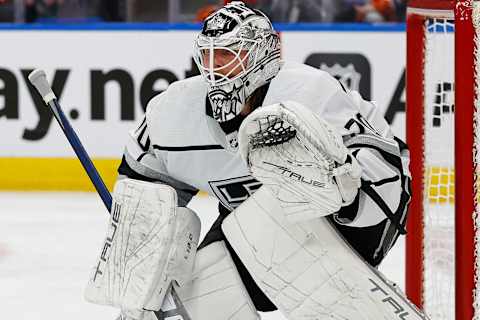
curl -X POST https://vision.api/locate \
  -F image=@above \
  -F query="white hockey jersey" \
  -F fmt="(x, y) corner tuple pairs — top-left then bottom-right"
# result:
(119, 62), (411, 264)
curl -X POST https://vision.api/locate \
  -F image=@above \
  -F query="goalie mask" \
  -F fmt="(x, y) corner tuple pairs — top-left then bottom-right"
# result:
(194, 1), (281, 127)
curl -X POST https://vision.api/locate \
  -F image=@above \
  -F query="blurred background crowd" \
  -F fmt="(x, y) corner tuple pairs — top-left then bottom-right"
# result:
(0, 0), (407, 23)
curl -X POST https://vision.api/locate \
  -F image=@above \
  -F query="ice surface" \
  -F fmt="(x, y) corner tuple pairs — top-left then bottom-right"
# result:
(0, 192), (405, 320)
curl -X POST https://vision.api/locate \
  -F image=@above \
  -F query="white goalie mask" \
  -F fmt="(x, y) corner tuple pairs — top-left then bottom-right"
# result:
(194, 1), (281, 124)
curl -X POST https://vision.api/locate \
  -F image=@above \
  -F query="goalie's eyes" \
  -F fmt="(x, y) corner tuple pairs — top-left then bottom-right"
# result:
(201, 49), (238, 68)
(200, 48), (249, 77)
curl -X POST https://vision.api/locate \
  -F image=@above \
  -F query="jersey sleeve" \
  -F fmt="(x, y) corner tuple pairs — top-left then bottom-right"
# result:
(321, 88), (411, 236)
(117, 109), (199, 207)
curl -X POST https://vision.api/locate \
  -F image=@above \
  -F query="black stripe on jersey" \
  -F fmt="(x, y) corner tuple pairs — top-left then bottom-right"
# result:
(118, 156), (158, 183)
(346, 143), (402, 169)
(134, 116), (147, 134)
(136, 152), (149, 162)
(134, 115), (151, 152)
(337, 79), (347, 92)
(153, 144), (223, 151)
(369, 175), (400, 187)
(360, 180), (407, 235)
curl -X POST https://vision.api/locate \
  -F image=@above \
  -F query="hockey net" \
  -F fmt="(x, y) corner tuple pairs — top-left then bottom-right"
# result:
(406, 0), (479, 319)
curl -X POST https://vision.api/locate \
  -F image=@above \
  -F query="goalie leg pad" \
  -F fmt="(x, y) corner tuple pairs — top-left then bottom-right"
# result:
(222, 187), (429, 320)
(84, 179), (201, 317)
(174, 241), (260, 320)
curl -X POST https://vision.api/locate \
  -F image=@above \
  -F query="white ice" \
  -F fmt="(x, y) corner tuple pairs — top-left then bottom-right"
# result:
(0, 192), (405, 320)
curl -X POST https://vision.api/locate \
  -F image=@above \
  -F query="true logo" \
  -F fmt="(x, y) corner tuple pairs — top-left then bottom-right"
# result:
(369, 278), (411, 319)
(92, 202), (121, 281)
(263, 161), (326, 188)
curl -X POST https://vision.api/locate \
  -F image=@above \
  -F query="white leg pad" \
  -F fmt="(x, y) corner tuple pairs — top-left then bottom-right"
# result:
(175, 241), (260, 320)
(222, 187), (429, 320)
(85, 179), (201, 319)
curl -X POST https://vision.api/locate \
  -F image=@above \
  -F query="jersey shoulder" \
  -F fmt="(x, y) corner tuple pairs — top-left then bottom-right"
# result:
(146, 76), (207, 117)
(276, 61), (341, 91)
(143, 76), (215, 147)
(265, 61), (343, 113)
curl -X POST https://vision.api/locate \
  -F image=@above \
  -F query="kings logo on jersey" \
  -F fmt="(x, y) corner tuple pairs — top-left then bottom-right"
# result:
(209, 176), (262, 211)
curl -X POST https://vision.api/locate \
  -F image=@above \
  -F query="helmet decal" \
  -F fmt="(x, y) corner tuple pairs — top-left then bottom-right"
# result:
(203, 13), (238, 37)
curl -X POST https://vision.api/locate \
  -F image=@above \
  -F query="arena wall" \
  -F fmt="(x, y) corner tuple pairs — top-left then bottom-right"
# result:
(0, 23), (406, 190)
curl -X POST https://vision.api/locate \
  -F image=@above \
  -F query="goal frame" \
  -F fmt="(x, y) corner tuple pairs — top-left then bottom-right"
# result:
(405, 0), (476, 319)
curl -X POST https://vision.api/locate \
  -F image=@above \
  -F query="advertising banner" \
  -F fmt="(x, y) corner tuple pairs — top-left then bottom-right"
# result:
(0, 24), (406, 190)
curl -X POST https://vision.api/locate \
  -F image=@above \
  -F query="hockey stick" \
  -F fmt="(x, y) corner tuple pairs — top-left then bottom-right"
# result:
(28, 69), (190, 320)
(28, 70), (112, 211)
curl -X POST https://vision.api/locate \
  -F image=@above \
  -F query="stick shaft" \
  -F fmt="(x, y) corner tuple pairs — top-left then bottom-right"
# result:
(48, 99), (112, 212)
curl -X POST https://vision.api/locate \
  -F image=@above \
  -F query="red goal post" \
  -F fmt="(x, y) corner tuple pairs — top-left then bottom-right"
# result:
(406, 0), (477, 319)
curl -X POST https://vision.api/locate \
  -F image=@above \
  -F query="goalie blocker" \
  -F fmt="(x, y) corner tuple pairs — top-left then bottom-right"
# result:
(85, 179), (201, 320)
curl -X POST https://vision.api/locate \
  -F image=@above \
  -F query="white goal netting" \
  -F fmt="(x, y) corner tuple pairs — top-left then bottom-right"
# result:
(423, 16), (455, 320)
